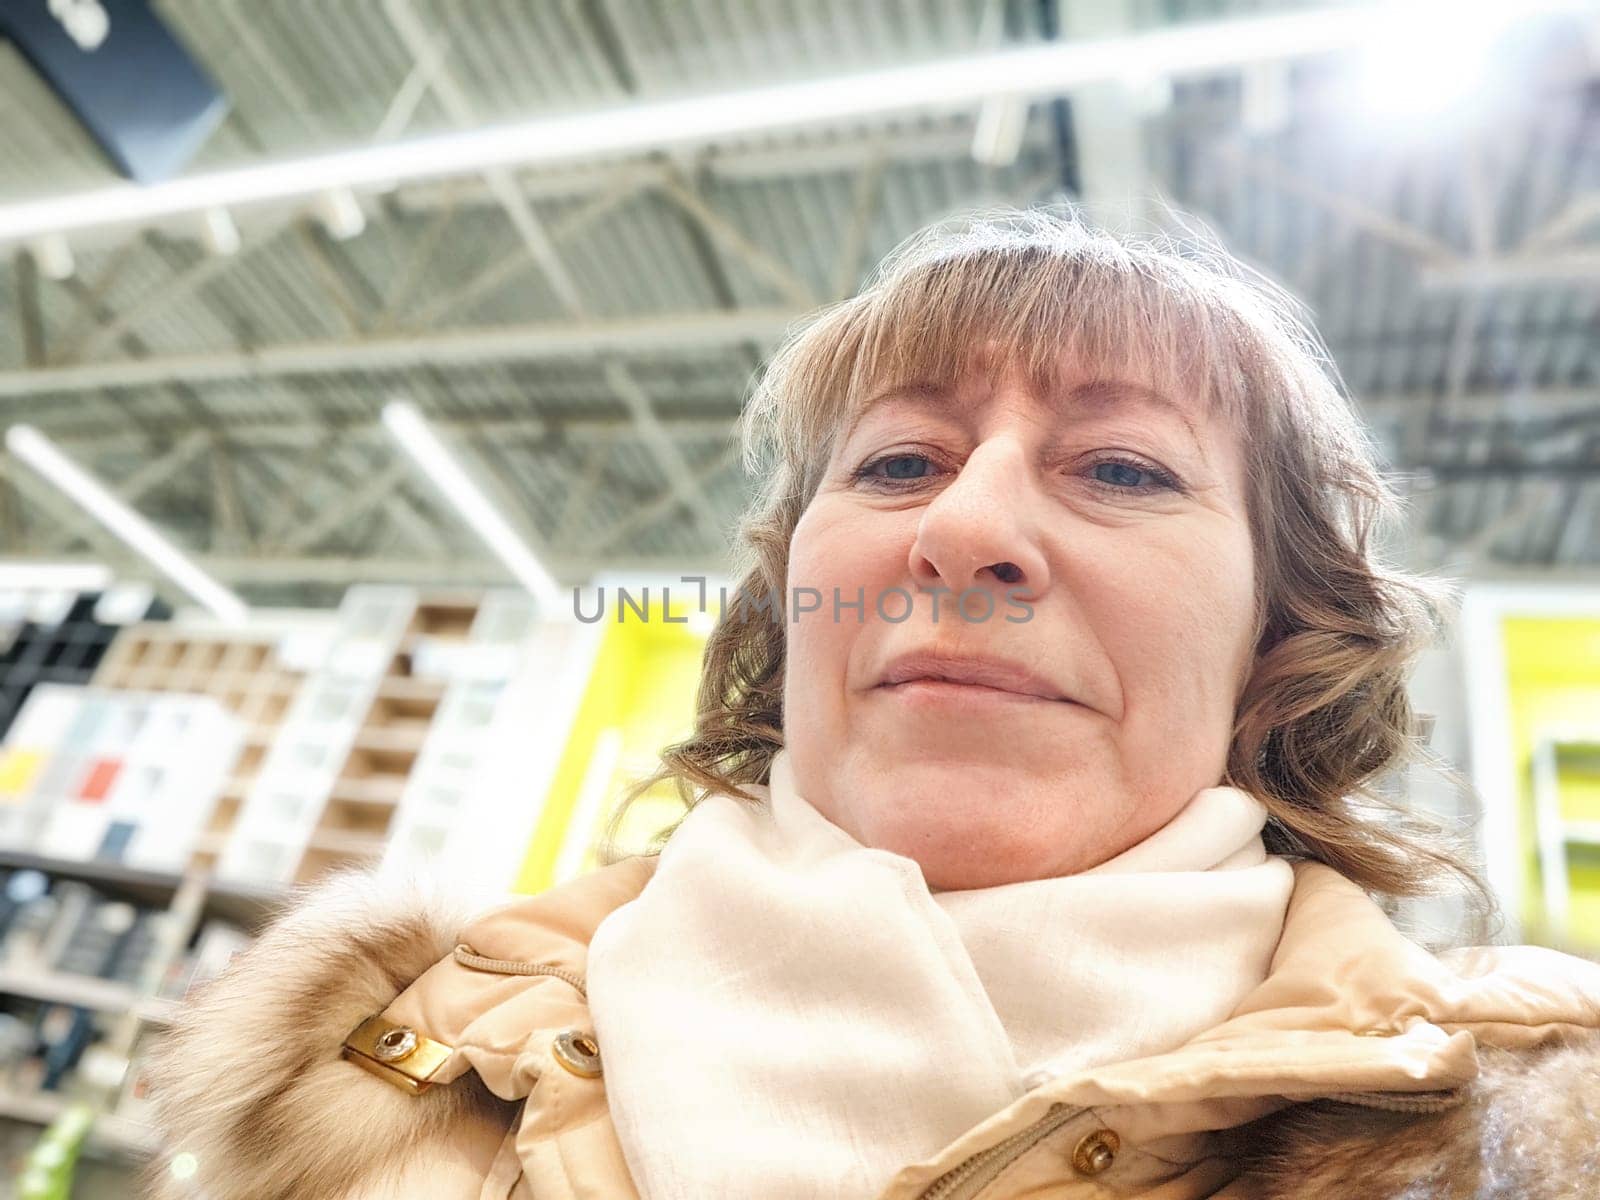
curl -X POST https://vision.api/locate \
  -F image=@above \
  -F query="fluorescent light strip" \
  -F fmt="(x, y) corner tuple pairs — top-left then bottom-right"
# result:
(0, 0), (1574, 246)
(382, 401), (564, 611)
(4, 426), (249, 622)
(0, 562), (113, 591)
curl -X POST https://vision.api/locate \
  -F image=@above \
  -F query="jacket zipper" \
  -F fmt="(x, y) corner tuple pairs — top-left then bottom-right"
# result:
(915, 1104), (1078, 1200)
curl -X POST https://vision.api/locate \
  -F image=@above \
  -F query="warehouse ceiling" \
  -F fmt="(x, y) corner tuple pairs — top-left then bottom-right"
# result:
(0, 0), (1597, 608)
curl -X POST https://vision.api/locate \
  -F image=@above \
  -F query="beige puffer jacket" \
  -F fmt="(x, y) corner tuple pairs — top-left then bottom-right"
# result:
(144, 854), (1600, 1200)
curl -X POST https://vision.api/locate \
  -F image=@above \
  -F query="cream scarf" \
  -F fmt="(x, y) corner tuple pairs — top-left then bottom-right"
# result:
(586, 749), (1295, 1200)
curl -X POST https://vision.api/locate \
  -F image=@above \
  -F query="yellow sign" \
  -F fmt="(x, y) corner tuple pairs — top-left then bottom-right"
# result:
(515, 593), (715, 894)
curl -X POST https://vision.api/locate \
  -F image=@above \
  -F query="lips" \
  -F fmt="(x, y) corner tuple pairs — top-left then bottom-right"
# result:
(876, 651), (1069, 702)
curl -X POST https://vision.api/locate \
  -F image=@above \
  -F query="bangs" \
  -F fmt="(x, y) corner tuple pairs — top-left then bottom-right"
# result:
(836, 242), (1250, 435)
(746, 211), (1329, 504)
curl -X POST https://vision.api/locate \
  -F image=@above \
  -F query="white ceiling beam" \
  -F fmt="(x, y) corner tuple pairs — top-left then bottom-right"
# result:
(0, 309), (799, 397)
(197, 554), (726, 587)
(195, 553), (1598, 589)
(23, 415), (746, 455)
(1060, 0), (1148, 234)
(20, 128), (1005, 256)
(1418, 253), (1600, 289)
(4, 2), (1568, 249)
(17, 386), (1599, 447)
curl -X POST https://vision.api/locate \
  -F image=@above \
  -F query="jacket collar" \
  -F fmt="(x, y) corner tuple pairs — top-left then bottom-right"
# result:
(413, 853), (1600, 1198)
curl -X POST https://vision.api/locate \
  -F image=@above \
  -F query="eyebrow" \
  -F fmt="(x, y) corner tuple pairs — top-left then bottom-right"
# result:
(844, 377), (1205, 451)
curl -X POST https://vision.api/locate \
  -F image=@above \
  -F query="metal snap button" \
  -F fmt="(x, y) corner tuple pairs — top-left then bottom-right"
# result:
(1071, 1128), (1120, 1176)
(552, 1030), (603, 1078)
(373, 1025), (418, 1063)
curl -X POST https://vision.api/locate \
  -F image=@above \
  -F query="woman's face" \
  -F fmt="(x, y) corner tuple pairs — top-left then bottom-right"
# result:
(781, 354), (1258, 890)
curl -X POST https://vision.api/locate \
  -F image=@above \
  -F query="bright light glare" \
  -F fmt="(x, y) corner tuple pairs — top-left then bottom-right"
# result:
(381, 401), (564, 612)
(4, 426), (248, 622)
(1352, 2), (1526, 120)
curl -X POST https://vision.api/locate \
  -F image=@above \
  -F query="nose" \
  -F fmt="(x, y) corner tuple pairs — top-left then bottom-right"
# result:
(907, 440), (1049, 607)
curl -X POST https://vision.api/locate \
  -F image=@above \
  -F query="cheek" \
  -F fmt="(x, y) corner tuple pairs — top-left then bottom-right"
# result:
(784, 505), (864, 723)
(783, 500), (900, 719)
(1088, 522), (1256, 719)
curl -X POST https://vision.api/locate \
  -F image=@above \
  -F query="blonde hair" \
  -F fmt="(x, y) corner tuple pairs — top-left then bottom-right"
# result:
(599, 207), (1500, 943)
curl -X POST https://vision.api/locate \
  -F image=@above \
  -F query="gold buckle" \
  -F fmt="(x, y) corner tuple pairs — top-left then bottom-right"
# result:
(341, 1015), (452, 1095)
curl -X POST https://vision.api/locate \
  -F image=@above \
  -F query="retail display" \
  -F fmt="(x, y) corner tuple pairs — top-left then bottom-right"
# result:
(381, 591), (590, 877)
(0, 686), (241, 873)
(0, 586), (169, 742)
(515, 584), (711, 894)
(218, 585), (585, 886)
(1467, 605), (1600, 947)
(0, 580), (608, 1164)
(88, 624), (310, 875)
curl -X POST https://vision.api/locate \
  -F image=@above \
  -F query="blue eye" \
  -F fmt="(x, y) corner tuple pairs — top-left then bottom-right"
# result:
(1088, 458), (1180, 494)
(1094, 464), (1158, 489)
(853, 453), (939, 488)
(854, 452), (1179, 495)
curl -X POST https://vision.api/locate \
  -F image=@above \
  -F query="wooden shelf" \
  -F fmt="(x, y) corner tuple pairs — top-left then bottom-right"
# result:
(0, 1088), (159, 1157)
(374, 676), (447, 703)
(350, 726), (428, 754)
(0, 966), (140, 1013)
(0, 849), (283, 931)
(327, 777), (407, 806)
(132, 996), (181, 1026)
(304, 830), (386, 857)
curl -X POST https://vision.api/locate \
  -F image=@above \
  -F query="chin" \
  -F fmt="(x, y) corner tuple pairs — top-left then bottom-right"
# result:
(916, 851), (1057, 892)
(861, 801), (1071, 891)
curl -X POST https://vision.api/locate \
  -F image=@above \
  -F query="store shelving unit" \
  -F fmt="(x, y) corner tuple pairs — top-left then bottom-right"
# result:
(217, 586), (511, 886)
(0, 582), (596, 1166)
(0, 849), (281, 1161)
(0, 1087), (159, 1157)
(217, 587), (416, 885)
(1532, 732), (1600, 943)
(383, 591), (565, 868)
(90, 624), (310, 875)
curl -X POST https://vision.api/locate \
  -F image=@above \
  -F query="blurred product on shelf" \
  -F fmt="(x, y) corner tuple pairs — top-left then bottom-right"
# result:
(0, 687), (241, 872)
(0, 859), (260, 1165)
(14, 1099), (94, 1200)
(0, 585), (169, 740)
(0, 582), (599, 891)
